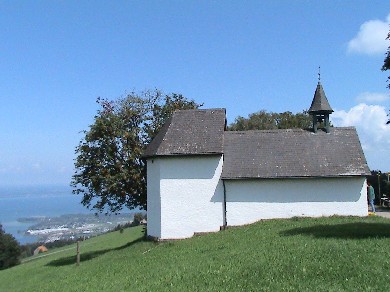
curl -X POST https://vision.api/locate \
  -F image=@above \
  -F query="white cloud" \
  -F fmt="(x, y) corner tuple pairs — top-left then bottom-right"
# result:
(331, 103), (390, 171)
(347, 14), (390, 55)
(356, 92), (390, 103)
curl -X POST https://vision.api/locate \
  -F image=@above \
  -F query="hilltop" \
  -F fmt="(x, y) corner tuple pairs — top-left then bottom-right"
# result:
(1, 216), (390, 291)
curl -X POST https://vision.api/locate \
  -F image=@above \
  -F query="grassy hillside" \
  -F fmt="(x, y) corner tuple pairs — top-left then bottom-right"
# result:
(2, 216), (390, 291)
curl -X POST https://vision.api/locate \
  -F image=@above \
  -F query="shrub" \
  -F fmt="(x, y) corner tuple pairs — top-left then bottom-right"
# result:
(0, 224), (21, 270)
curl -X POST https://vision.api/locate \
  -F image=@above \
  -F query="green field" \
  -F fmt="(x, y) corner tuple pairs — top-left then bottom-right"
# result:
(2, 216), (390, 291)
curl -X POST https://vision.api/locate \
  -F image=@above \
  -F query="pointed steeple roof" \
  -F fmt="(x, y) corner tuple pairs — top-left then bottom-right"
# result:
(308, 81), (333, 113)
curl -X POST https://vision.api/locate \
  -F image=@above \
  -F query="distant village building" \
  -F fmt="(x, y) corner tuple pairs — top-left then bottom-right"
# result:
(143, 81), (370, 240)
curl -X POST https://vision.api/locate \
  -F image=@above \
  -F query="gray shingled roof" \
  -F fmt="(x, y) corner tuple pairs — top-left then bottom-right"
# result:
(144, 108), (370, 178)
(222, 128), (370, 179)
(143, 108), (226, 158)
(309, 82), (333, 113)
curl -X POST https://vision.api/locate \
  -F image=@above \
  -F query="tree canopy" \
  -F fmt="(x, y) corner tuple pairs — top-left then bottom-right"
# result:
(71, 90), (200, 213)
(0, 224), (21, 270)
(382, 26), (390, 124)
(228, 110), (312, 131)
(382, 27), (390, 124)
(382, 28), (390, 88)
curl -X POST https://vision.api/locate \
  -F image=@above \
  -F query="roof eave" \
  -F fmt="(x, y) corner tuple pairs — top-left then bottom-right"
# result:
(144, 152), (224, 159)
(222, 174), (370, 180)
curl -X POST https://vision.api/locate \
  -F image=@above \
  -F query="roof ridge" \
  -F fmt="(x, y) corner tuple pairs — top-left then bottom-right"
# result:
(225, 128), (307, 134)
(175, 108), (226, 112)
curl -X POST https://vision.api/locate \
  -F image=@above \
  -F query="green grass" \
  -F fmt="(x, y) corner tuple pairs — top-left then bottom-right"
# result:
(2, 216), (390, 291)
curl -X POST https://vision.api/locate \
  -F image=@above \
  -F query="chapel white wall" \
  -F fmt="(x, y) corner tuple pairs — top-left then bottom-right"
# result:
(147, 155), (224, 240)
(225, 177), (367, 226)
(146, 159), (161, 238)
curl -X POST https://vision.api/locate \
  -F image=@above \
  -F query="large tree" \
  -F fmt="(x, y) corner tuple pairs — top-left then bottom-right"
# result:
(382, 27), (390, 124)
(0, 224), (21, 270)
(71, 90), (200, 213)
(382, 28), (390, 88)
(228, 110), (312, 131)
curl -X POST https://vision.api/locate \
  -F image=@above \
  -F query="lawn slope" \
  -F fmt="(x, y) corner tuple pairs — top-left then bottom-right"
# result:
(2, 217), (390, 291)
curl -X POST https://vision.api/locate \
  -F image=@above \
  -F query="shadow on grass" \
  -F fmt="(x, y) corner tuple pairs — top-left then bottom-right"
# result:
(281, 222), (390, 239)
(45, 237), (144, 267)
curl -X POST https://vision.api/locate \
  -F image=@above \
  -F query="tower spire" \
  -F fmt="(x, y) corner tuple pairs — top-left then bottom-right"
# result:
(309, 70), (333, 133)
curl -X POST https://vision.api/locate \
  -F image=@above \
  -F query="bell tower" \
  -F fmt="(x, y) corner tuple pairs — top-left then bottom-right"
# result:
(308, 68), (333, 133)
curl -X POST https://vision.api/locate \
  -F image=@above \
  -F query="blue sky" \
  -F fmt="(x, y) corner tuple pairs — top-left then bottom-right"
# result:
(1, 1), (389, 186)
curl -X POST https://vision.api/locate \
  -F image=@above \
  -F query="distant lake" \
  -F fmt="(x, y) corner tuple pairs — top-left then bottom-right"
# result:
(0, 185), (99, 244)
